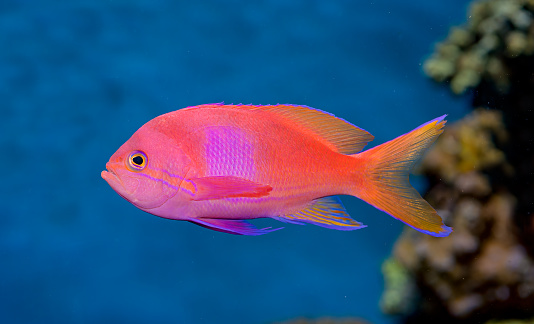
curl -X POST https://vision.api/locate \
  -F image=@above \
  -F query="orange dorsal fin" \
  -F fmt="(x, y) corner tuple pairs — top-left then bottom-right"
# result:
(252, 105), (374, 154)
(198, 103), (374, 155)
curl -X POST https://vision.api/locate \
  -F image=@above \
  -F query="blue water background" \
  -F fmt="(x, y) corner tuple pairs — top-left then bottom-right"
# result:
(1, 1), (471, 323)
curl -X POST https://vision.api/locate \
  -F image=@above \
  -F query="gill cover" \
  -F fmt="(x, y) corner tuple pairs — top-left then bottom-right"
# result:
(103, 125), (191, 210)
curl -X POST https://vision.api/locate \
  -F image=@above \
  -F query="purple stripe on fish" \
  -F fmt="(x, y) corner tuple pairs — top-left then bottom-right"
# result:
(181, 179), (196, 196)
(142, 167), (197, 196)
(137, 172), (180, 190)
(206, 126), (256, 179)
(151, 167), (184, 180)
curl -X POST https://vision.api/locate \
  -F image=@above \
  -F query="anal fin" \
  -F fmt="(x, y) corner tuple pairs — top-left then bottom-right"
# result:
(274, 196), (366, 231)
(190, 218), (282, 236)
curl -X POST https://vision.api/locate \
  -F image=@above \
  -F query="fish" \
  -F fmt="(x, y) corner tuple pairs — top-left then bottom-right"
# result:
(101, 103), (452, 237)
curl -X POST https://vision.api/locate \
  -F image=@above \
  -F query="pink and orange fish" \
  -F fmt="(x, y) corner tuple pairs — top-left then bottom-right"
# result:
(102, 103), (452, 236)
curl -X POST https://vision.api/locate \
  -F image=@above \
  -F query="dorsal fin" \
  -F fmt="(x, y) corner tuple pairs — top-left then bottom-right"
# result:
(251, 105), (374, 154)
(196, 103), (374, 155)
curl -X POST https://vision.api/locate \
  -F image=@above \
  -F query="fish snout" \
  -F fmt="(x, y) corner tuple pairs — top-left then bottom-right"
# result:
(101, 162), (138, 196)
(102, 162), (121, 183)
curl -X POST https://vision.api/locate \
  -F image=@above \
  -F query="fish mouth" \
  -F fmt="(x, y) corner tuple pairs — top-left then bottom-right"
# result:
(101, 162), (140, 200)
(101, 164), (121, 186)
(101, 170), (116, 184)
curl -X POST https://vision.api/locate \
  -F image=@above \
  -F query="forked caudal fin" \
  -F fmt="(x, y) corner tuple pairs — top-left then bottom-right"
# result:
(354, 115), (452, 237)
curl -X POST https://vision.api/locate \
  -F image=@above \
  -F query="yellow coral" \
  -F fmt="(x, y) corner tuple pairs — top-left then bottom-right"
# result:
(421, 109), (508, 181)
(380, 258), (415, 314)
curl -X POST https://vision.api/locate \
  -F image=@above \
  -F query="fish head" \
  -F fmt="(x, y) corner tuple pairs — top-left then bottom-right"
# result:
(102, 124), (191, 210)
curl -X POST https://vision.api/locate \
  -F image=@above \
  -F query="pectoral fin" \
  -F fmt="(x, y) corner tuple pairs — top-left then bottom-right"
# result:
(190, 218), (282, 236)
(190, 176), (272, 201)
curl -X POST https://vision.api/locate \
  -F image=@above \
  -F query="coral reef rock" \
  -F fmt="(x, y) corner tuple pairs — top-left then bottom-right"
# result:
(423, 0), (534, 259)
(424, 0), (534, 94)
(384, 0), (534, 322)
(381, 109), (534, 323)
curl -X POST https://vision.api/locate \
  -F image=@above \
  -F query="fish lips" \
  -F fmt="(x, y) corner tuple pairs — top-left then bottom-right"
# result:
(101, 162), (140, 201)
(102, 163), (175, 210)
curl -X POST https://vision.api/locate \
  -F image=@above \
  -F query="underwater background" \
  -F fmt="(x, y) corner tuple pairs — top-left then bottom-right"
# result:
(0, 1), (476, 323)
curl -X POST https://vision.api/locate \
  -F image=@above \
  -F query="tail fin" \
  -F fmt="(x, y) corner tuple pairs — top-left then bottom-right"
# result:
(354, 115), (452, 237)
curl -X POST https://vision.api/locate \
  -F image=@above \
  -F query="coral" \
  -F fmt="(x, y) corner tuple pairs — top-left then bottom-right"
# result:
(421, 108), (509, 182)
(381, 110), (534, 322)
(424, 0), (534, 94)
(421, 0), (534, 255)
(380, 258), (416, 315)
(383, 0), (534, 322)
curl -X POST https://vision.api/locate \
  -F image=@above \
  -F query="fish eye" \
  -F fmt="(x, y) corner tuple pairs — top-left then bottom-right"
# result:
(127, 151), (148, 171)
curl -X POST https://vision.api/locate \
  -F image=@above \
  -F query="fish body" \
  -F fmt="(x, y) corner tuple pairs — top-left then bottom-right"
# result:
(102, 103), (452, 236)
